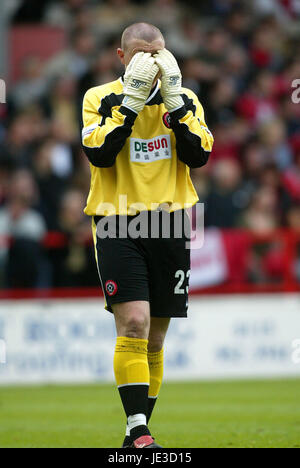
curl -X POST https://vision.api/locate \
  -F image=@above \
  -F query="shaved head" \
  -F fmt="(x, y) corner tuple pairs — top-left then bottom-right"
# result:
(121, 22), (165, 51)
(117, 22), (165, 78)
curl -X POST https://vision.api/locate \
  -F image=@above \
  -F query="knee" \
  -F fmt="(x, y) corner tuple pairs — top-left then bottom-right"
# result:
(148, 334), (165, 353)
(125, 312), (149, 339)
(114, 303), (150, 339)
(148, 318), (170, 352)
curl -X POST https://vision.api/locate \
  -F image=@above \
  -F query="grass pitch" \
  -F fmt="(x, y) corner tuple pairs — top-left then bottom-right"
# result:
(0, 378), (299, 448)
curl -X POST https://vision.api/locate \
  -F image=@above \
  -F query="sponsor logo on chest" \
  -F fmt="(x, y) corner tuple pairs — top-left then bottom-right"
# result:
(130, 134), (172, 163)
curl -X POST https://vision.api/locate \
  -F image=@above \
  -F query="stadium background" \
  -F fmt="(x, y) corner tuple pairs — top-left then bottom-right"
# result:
(0, 0), (300, 448)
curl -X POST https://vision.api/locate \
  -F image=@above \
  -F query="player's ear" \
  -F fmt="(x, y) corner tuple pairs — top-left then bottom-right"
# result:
(117, 48), (125, 65)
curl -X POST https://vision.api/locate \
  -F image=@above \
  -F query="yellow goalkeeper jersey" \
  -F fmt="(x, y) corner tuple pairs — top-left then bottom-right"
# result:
(82, 77), (213, 216)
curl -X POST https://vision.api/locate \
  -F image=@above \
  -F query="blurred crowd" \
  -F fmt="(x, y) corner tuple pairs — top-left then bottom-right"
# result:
(0, 0), (300, 289)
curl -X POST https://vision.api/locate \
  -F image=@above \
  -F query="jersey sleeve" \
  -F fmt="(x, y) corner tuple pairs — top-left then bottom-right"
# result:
(168, 90), (214, 168)
(82, 88), (137, 168)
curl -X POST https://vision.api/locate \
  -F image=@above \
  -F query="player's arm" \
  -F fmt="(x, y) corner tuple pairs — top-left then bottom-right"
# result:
(155, 49), (214, 168)
(82, 89), (137, 168)
(168, 92), (214, 169)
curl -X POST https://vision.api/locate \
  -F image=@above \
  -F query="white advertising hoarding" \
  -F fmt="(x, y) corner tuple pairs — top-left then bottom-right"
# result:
(0, 294), (300, 385)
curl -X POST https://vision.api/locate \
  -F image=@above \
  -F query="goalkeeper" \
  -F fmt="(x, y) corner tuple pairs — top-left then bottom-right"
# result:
(82, 22), (214, 448)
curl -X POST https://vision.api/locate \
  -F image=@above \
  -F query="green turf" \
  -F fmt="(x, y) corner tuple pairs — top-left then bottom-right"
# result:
(0, 378), (300, 448)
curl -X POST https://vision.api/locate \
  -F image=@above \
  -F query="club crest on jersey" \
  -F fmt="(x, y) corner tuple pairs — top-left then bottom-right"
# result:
(105, 280), (118, 296)
(163, 112), (171, 129)
(130, 134), (172, 163)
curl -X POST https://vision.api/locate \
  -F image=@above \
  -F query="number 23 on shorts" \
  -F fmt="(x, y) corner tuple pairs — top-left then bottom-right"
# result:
(174, 269), (190, 295)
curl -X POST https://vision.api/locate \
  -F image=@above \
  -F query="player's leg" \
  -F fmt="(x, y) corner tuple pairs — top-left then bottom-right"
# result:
(113, 300), (162, 447)
(147, 317), (170, 424)
(117, 310), (169, 447)
(140, 209), (190, 442)
(92, 217), (159, 447)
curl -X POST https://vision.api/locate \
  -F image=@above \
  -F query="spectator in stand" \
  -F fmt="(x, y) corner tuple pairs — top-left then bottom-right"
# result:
(0, 169), (48, 288)
(45, 30), (96, 81)
(258, 163), (292, 217)
(204, 159), (244, 228)
(163, 12), (203, 59)
(45, 0), (94, 31)
(206, 77), (238, 127)
(31, 138), (69, 230)
(279, 93), (300, 140)
(208, 121), (240, 163)
(258, 118), (293, 170)
(236, 70), (278, 125)
(238, 186), (279, 233)
(78, 40), (123, 101)
(282, 151), (300, 202)
(249, 16), (284, 71)
(0, 110), (48, 170)
(286, 204), (300, 232)
(200, 27), (231, 68)
(225, 4), (252, 47)
(51, 189), (98, 287)
(223, 45), (250, 93)
(242, 140), (267, 186)
(286, 204), (300, 281)
(9, 56), (47, 111)
(44, 74), (79, 145)
(94, 0), (142, 42)
(0, 159), (12, 207)
(58, 189), (89, 238)
(182, 56), (219, 101)
(190, 164), (210, 203)
(144, 0), (186, 41)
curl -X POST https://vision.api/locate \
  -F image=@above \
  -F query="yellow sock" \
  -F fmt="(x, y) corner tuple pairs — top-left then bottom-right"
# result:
(148, 348), (164, 398)
(114, 336), (150, 387)
(147, 348), (164, 422)
(114, 336), (150, 421)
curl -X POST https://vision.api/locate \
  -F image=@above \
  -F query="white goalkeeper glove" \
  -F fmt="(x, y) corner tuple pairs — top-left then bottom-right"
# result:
(154, 48), (184, 112)
(122, 52), (159, 113)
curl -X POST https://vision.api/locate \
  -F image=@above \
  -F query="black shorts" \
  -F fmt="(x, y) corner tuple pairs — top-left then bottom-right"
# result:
(93, 210), (191, 318)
